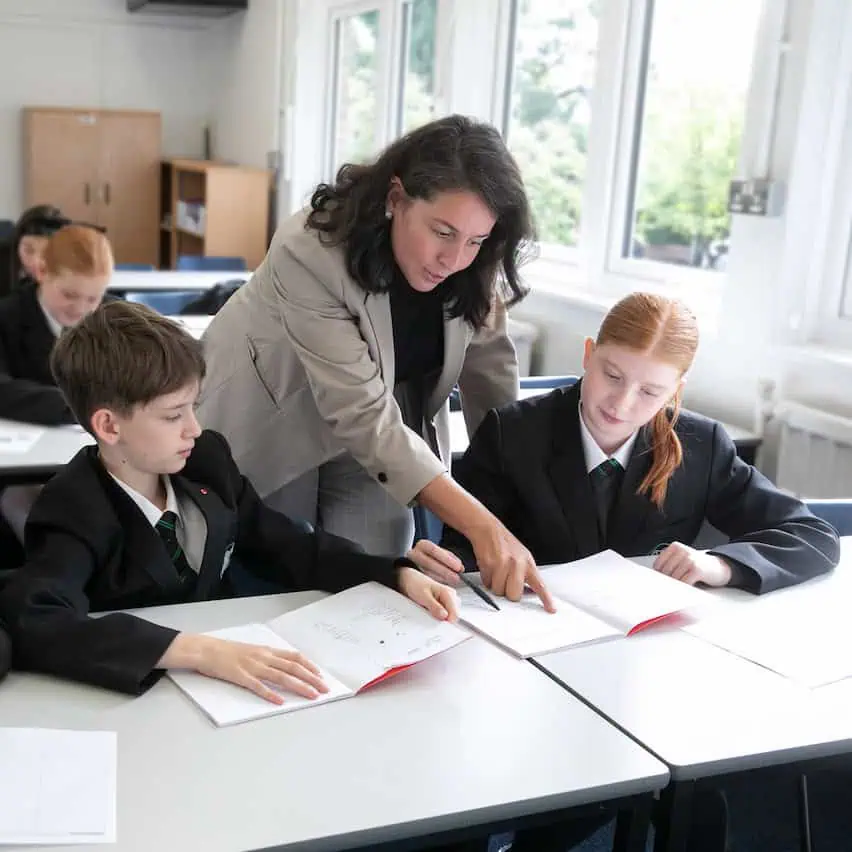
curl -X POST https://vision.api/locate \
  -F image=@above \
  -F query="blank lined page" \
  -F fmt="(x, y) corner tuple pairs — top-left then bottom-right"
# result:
(0, 727), (116, 844)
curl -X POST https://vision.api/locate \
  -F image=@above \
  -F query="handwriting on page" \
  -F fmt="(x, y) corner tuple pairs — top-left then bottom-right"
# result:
(268, 582), (470, 688)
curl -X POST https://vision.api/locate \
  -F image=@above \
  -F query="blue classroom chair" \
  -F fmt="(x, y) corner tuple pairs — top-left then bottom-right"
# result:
(520, 374), (579, 391)
(176, 255), (247, 272)
(124, 290), (201, 316)
(803, 498), (852, 536)
(115, 263), (156, 271)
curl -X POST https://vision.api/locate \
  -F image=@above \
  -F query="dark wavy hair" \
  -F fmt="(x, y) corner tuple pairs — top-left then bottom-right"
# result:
(9, 204), (68, 287)
(306, 114), (536, 329)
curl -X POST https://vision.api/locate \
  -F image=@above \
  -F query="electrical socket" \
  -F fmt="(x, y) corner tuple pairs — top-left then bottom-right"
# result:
(727, 179), (786, 217)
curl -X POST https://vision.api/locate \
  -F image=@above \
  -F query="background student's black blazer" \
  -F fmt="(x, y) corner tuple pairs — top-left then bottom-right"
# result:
(0, 623), (10, 682)
(0, 281), (74, 424)
(0, 430), (404, 695)
(442, 382), (839, 593)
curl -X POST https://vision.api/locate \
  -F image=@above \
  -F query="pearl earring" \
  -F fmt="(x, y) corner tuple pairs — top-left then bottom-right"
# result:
(385, 207), (393, 220)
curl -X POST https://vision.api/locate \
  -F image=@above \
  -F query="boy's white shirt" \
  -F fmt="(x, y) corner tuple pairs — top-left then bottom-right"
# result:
(109, 473), (207, 573)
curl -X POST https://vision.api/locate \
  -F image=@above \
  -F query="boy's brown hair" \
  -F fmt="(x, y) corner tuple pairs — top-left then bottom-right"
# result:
(50, 300), (206, 434)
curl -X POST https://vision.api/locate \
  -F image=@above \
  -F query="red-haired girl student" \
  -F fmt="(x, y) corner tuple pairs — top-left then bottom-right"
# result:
(0, 223), (113, 427)
(429, 291), (838, 597)
(416, 291), (840, 852)
(0, 224), (113, 543)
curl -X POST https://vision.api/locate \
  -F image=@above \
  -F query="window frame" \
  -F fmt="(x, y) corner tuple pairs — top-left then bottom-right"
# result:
(603, 0), (752, 290)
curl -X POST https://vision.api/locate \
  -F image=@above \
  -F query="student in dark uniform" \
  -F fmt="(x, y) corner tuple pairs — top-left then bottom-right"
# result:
(413, 291), (840, 852)
(0, 622), (9, 683)
(0, 223), (112, 426)
(4, 204), (67, 296)
(0, 301), (459, 702)
(0, 223), (115, 545)
(424, 291), (838, 596)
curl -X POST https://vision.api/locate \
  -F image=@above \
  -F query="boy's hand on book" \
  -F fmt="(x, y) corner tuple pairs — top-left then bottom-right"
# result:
(398, 566), (460, 623)
(405, 539), (464, 586)
(472, 523), (556, 612)
(653, 543), (732, 587)
(162, 633), (330, 705)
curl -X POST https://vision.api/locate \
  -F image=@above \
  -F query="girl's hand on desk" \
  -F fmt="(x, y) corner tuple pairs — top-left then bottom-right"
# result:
(398, 566), (460, 623)
(653, 542), (732, 587)
(161, 634), (330, 704)
(406, 539), (465, 586)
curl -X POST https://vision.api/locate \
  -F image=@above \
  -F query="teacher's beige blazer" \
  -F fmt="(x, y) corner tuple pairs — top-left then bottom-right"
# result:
(197, 211), (519, 505)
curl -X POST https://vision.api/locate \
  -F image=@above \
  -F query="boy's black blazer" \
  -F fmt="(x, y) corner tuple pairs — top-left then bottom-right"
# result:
(442, 382), (839, 593)
(0, 430), (402, 695)
(0, 281), (74, 424)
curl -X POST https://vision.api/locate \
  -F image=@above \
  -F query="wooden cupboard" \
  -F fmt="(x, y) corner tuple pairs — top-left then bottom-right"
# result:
(23, 107), (161, 268)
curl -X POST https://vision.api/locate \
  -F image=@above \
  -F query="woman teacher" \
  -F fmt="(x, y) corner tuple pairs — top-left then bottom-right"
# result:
(198, 114), (551, 606)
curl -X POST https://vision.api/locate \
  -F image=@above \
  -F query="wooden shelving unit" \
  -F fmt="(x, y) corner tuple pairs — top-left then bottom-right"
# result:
(160, 158), (271, 270)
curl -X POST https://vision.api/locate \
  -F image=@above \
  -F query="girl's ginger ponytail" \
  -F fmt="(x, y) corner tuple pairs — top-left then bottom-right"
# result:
(640, 388), (684, 509)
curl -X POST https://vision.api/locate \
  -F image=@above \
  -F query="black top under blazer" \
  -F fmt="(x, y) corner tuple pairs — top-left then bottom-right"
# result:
(0, 282), (74, 424)
(441, 382), (840, 593)
(0, 430), (404, 695)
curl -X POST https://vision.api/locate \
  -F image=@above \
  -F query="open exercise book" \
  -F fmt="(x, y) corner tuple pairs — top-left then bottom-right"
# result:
(169, 582), (470, 726)
(457, 550), (714, 658)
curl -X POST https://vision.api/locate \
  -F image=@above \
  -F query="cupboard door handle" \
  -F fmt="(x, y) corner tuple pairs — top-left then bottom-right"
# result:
(84, 183), (91, 204)
(104, 182), (111, 205)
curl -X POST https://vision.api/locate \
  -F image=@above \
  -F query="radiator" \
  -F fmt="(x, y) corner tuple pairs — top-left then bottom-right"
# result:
(774, 401), (852, 497)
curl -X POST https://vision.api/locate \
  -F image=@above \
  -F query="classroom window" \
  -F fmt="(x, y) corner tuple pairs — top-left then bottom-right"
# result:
(396, 0), (437, 135)
(502, 0), (600, 249)
(329, 8), (381, 173)
(622, 0), (762, 271)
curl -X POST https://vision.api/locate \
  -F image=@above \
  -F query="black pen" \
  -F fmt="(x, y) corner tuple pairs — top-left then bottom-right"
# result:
(458, 572), (501, 611)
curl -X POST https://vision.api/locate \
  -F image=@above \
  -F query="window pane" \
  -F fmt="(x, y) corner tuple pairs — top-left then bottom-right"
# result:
(627, 0), (762, 270)
(399, 0), (437, 134)
(504, 0), (600, 247)
(332, 9), (380, 169)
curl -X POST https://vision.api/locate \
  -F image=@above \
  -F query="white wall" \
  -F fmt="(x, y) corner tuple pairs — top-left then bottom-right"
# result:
(0, 0), (220, 218)
(209, 0), (284, 170)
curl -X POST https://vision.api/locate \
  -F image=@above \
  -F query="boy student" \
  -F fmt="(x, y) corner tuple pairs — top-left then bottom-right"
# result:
(0, 301), (460, 703)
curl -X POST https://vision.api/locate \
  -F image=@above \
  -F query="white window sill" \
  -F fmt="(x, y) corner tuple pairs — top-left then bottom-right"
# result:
(521, 258), (725, 339)
(783, 343), (852, 371)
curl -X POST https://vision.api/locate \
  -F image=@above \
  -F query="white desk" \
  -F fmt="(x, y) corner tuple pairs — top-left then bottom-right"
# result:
(0, 592), (668, 852)
(532, 540), (852, 852)
(0, 420), (92, 485)
(108, 270), (250, 292)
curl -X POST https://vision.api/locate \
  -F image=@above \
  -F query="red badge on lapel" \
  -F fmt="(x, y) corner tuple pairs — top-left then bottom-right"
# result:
(200, 488), (208, 495)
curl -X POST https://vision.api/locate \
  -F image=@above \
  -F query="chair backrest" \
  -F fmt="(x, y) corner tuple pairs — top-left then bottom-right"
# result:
(804, 499), (852, 536)
(413, 506), (444, 544)
(124, 290), (202, 316)
(115, 263), (155, 271)
(176, 255), (247, 272)
(520, 375), (579, 390)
